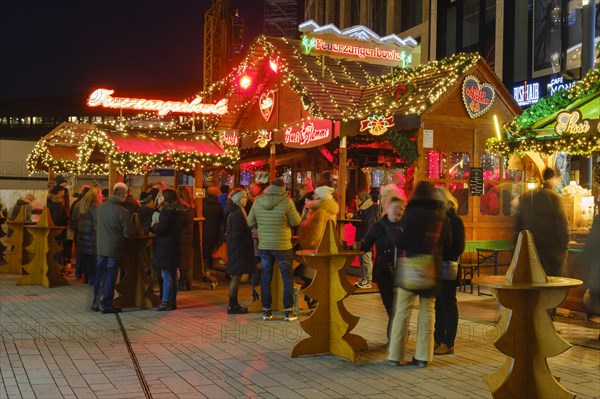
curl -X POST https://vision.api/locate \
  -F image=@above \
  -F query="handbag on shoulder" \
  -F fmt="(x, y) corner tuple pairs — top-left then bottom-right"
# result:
(392, 219), (442, 290)
(393, 249), (437, 290)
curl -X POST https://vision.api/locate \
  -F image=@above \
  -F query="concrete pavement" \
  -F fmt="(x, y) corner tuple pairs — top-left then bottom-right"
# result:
(1, 273), (599, 399)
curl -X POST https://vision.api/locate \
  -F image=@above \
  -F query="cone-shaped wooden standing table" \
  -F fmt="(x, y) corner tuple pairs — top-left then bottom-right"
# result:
(292, 221), (368, 362)
(476, 231), (582, 399)
(113, 214), (160, 310)
(17, 208), (68, 287)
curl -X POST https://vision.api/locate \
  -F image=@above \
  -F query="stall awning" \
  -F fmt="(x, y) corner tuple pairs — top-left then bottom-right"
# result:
(488, 66), (600, 157)
(108, 131), (224, 155)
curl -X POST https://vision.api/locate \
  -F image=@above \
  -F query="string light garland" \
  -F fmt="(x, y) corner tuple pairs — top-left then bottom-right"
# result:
(76, 128), (241, 175)
(488, 64), (600, 157)
(195, 36), (481, 126)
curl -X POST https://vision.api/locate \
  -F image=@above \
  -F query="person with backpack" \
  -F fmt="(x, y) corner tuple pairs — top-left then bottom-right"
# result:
(351, 191), (379, 289)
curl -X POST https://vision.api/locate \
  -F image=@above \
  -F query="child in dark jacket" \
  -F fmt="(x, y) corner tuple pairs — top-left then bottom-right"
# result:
(351, 192), (379, 288)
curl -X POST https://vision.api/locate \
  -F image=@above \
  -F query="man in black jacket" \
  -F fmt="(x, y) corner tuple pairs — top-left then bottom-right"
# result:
(94, 183), (133, 314)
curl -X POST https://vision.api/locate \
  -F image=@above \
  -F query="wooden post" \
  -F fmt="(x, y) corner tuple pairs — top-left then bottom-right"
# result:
(269, 143), (276, 181)
(194, 164), (204, 281)
(47, 169), (55, 191)
(143, 172), (149, 191)
(173, 168), (179, 188)
(194, 164), (203, 218)
(232, 164), (240, 187)
(338, 136), (347, 220)
(108, 160), (118, 192)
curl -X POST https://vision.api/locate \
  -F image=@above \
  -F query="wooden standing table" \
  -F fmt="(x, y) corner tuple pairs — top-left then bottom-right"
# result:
(17, 209), (68, 287)
(291, 221), (367, 362)
(114, 234), (160, 310)
(476, 231), (582, 399)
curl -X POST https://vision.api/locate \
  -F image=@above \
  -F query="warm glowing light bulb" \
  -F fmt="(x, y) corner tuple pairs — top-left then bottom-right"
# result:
(240, 75), (252, 89)
(269, 60), (278, 73)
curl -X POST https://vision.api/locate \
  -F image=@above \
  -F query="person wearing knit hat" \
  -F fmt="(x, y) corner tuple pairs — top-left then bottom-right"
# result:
(313, 185), (335, 201)
(224, 187), (255, 314)
(351, 191), (378, 289)
(297, 184), (340, 307)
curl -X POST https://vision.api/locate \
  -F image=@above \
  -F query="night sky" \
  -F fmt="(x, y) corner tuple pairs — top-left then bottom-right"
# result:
(0, 0), (264, 100)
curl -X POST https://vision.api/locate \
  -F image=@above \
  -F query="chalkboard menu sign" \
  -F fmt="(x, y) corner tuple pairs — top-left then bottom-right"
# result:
(469, 167), (484, 196)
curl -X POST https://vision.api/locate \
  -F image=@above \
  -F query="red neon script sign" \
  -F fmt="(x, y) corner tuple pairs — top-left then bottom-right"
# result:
(284, 120), (333, 148)
(87, 88), (228, 116)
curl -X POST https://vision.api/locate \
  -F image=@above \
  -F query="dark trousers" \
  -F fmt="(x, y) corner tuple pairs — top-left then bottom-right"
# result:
(376, 277), (393, 339)
(434, 281), (459, 348)
(80, 254), (97, 284)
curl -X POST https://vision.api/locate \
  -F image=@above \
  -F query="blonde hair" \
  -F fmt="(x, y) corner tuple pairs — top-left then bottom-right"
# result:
(79, 186), (102, 214)
(435, 186), (458, 210)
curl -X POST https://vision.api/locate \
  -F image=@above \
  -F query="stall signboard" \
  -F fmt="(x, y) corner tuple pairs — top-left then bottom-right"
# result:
(259, 91), (275, 121)
(87, 88), (228, 116)
(553, 110), (600, 136)
(469, 167), (484, 196)
(283, 119), (336, 148)
(220, 130), (239, 147)
(298, 20), (417, 67)
(462, 76), (496, 118)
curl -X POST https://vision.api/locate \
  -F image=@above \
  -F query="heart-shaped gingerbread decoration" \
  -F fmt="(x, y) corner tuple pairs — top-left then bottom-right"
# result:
(259, 91), (275, 121)
(462, 75), (495, 118)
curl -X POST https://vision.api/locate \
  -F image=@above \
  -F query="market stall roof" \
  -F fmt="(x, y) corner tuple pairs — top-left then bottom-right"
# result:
(487, 65), (600, 157)
(27, 122), (96, 174)
(28, 122), (239, 175)
(201, 36), (506, 131)
(78, 128), (236, 175)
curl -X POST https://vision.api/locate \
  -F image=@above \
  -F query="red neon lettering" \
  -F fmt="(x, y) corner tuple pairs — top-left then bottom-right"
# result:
(284, 122), (330, 146)
(465, 86), (490, 105)
(87, 88), (228, 116)
(312, 38), (401, 61)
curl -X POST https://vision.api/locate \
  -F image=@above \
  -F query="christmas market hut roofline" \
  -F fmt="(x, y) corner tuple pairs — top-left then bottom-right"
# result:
(487, 64), (600, 157)
(198, 35), (515, 133)
(27, 122), (240, 176)
(27, 122), (95, 175)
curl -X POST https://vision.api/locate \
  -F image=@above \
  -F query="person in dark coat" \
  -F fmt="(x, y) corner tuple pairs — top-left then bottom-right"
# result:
(351, 191), (379, 288)
(433, 187), (465, 356)
(94, 183), (133, 313)
(75, 187), (102, 285)
(123, 191), (139, 215)
(515, 167), (569, 277)
(224, 189), (255, 314)
(361, 196), (406, 340)
(47, 185), (69, 270)
(176, 186), (195, 291)
(582, 214), (600, 315)
(202, 186), (224, 275)
(294, 180), (315, 215)
(152, 188), (185, 311)
(218, 184), (229, 209)
(388, 182), (451, 368)
(70, 185), (91, 280)
(137, 192), (155, 233)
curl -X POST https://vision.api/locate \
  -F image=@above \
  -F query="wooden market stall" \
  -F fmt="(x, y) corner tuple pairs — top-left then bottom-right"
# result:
(201, 32), (521, 248)
(21, 121), (238, 296)
(487, 65), (600, 311)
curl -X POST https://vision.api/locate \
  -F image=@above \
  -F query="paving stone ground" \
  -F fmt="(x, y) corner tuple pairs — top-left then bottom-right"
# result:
(1, 272), (599, 399)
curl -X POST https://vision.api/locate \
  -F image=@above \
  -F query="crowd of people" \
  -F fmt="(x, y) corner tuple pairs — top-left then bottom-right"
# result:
(2, 167), (599, 367)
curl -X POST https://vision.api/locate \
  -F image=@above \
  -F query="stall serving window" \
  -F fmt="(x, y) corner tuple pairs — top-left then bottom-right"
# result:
(424, 150), (524, 218)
